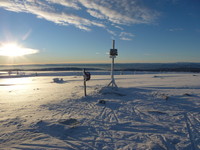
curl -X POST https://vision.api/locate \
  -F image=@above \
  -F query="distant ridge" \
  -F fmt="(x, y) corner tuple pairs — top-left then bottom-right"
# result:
(0, 63), (200, 72)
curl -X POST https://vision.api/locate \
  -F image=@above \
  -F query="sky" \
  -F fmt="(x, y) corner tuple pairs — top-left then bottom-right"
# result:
(0, 0), (200, 65)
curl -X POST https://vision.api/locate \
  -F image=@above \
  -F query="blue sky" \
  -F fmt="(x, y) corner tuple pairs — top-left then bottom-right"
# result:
(0, 0), (200, 64)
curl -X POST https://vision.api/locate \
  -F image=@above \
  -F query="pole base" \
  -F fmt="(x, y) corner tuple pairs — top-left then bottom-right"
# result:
(107, 79), (118, 88)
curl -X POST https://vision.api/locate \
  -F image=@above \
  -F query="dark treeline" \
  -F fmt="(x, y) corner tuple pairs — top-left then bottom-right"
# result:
(1, 67), (200, 73)
(1, 63), (200, 73)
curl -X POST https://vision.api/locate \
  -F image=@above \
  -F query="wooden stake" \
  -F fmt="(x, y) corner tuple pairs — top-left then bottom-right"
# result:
(84, 79), (86, 96)
(83, 69), (87, 96)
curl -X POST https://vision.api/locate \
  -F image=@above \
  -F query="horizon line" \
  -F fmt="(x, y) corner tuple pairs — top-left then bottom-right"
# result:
(1, 61), (200, 66)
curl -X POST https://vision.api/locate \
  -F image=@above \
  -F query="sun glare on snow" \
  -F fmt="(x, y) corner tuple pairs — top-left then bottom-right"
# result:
(0, 43), (39, 57)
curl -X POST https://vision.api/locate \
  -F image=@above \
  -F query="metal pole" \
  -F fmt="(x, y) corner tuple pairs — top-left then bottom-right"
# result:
(112, 40), (115, 87)
(111, 40), (115, 85)
(111, 57), (114, 87)
(108, 40), (118, 88)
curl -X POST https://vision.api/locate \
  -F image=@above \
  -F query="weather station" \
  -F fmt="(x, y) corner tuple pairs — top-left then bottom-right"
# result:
(107, 40), (118, 88)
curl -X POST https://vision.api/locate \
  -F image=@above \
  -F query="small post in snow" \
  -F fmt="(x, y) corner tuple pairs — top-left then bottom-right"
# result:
(83, 69), (91, 96)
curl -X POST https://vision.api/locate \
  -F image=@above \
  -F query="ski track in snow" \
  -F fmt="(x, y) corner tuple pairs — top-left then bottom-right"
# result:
(0, 73), (200, 149)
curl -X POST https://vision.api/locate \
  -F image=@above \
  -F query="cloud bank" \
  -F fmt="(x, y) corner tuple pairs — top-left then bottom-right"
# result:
(0, 0), (159, 40)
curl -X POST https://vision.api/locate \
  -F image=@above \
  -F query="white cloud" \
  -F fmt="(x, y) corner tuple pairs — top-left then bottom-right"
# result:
(120, 37), (132, 41)
(120, 32), (135, 41)
(0, 0), (105, 31)
(0, 0), (159, 38)
(46, 0), (81, 10)
(114, 25), (124, 30)
(106, 29), (117, 36)
(87, 9), (106, 19)
(79, 0), (159, 25)
(120, 32), (134, 37)
(169, 28), (183, 32)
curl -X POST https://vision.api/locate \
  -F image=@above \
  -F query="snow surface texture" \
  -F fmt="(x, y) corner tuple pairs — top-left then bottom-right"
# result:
(0, 72), (200, 150)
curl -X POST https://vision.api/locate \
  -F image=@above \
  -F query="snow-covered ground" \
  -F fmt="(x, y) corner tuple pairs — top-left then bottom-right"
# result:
(0, 72), (200, 150)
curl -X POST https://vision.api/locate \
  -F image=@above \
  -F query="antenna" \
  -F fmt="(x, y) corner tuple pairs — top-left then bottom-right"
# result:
(107, 40), (118, 88)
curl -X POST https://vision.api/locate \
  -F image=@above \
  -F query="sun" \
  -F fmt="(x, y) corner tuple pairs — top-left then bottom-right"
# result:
(0, 43), (39, 57)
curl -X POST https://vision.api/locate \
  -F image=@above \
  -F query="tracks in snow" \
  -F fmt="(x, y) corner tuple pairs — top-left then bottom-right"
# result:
(27, 86), (200, 150)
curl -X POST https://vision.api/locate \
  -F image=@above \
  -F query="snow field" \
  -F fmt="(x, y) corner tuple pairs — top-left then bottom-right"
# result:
(0, 73), (200, 149)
